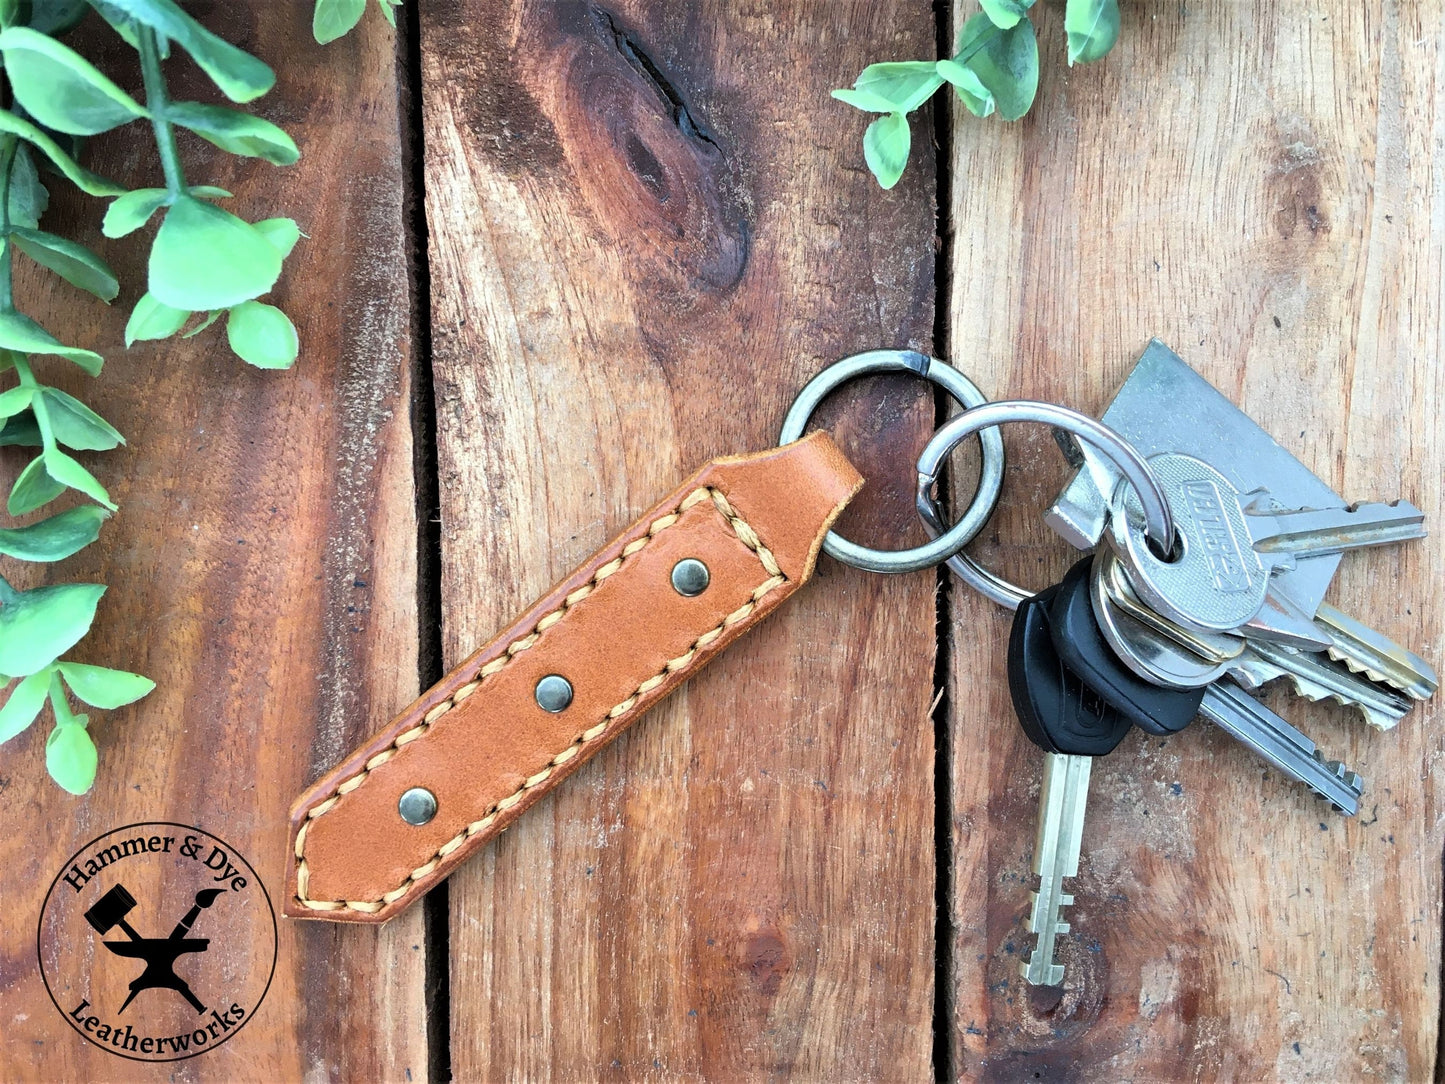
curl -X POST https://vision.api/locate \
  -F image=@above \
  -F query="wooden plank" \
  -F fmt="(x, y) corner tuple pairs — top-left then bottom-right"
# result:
(0, 7), (427, 1080)
(945, 1), (1442, 1078)
(420, 1), (940, 1076)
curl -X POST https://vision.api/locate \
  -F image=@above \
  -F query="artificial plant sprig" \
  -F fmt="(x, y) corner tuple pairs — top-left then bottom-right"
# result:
(0, 0), (305, 369)
(833, 0), (1121, 188)
(0, 26), (154, 793)
(0, 0), (308, 794)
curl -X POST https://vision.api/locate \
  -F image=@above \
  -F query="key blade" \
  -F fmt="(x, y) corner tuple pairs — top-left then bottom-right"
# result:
(1246, 500), (1426, 568)
(1022, 753), (1091, 987)
(1198, 683), (1363, 815)
(1315, 602), (1439, 700)
(1229, 640), (1413, 731)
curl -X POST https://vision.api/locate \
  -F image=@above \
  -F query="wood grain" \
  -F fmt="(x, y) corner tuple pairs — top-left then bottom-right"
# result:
(0, 6), (427, 1080)
(419, 1), (941, 1077)
(944, 2), (1444, 1079)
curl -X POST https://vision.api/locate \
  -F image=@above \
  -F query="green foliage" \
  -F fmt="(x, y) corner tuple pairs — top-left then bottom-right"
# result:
(0, 0), (391, 795)
(313, 0), (399, 44)
(834, 0), (1122, 187)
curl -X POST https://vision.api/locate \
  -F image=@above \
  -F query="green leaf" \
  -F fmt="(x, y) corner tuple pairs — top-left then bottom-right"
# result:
(0, 27), (147, 135)
(46, 713), (97, 795)
(8, 455), (63, 514)
(830, 88), (898, 114)
(0, 385), (33, 419)
(125, 293), (190, 346)
(253, 217), (302, 258)
(42, 447), (116, 509)
(27, 0), (90, 35)
(89, 0), (275, 102)
(862, 112), (910, 191)
(149, 197), (282, 311)
(226, 301), (298, 369)
(954, 12), (1039, 121)
(936, 58), (996, 117)
(57, 662), (154, 709)
(313, 0), (366, 43)
(1065, 0), (1120, 64)
(11, 228), (119, 302)
(188, 185), (233, 200)
(837, 61), (944, 115)
(0, 312), (102, 374)
(377, 0), (400, 29)
(979, 0), (1034, 29)
(0, 111), (124, 196)
(0, 505), (108, 562)
(0, 582), (105, 675)
(8, 145), (48, 230)
(103, 188), (168, 238)
(0, 411), (41, 447)
(165, 101), (299, 165)
(0, 670), (50, 743)
(39, 389), (124, 451)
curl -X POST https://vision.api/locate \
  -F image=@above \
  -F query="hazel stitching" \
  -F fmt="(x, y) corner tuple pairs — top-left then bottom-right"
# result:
(294, 485), (785, 913)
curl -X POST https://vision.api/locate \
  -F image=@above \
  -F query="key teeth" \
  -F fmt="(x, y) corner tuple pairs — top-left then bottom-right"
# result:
(1314, 754), (1364, 811)
(1282, 674), (1406, 731)
(1325, 646), (1435, 700)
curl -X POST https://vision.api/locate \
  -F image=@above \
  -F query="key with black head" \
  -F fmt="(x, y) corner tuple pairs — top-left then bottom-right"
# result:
(1046, 556), (1363, 816)
(1006, 579), (1130, 987)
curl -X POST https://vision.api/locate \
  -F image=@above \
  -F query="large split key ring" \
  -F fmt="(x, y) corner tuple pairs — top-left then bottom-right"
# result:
(779, 350), (1006, 574)
(915, 401), (1178, 609)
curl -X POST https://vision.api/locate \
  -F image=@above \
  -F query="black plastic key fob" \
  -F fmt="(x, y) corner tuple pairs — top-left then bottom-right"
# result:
(1008, 582), (1133, 756)
(1047, 557), (1205, 736)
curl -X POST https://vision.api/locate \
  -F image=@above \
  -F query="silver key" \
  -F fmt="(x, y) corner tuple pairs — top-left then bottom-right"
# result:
(1088, 574), (1364, 813)
(1244, 498), (1426, 572)
(1022, 753), (1090, 986)
(1227, 640), (1411, 732)
(1316, 602), (1439, 701)
(1197, 683), (1363, 815)
(1097, 553), (1412, 730)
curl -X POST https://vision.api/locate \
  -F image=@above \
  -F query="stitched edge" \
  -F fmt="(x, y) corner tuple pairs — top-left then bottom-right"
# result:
(294, 486), (786, 913)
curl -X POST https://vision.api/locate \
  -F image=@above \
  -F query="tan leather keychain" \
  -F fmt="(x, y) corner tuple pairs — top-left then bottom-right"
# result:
(285, 352), (1002, 923)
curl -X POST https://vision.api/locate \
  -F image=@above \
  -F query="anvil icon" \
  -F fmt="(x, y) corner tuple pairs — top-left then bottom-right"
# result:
(83, 884), (225, 1014)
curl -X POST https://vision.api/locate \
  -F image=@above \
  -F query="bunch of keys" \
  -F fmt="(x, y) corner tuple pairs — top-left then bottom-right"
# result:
(285, 338), (1432, 1011)
(916, 340), (1436, 986)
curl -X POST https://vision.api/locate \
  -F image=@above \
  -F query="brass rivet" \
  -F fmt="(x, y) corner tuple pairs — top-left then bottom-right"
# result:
(398, 787), (437, 826)
(671, 558), (710, 597)
(535, 674), (573, 713)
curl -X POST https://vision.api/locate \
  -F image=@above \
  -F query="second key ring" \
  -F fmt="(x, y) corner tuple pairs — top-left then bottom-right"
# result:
(915, 401), (1178, 610)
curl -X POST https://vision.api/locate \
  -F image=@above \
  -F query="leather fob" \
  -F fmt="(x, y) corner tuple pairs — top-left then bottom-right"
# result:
(285, 432), (863, 922)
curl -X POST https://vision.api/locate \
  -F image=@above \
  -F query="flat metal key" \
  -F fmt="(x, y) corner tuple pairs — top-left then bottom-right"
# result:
(1315, 602), (1439, 701)
(1243, 498), (1426, 573)
(1007, 572), (1133, 987)
(1086, 564), (1364, 814)
(1096, 552), (1412, 730)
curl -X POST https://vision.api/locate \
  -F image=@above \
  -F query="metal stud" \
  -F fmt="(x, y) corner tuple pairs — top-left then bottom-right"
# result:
(398, 787), (437, 826)
(534, 674), (573, 713)
(670, 558), (710, 597)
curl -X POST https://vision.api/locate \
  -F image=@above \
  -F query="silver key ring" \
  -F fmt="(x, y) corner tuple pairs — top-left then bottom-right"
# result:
(779, 350), (1006, 574)
(915, 401), (1177, 609)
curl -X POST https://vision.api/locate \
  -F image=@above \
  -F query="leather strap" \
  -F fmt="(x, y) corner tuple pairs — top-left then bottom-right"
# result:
(285, 433), (862, 922)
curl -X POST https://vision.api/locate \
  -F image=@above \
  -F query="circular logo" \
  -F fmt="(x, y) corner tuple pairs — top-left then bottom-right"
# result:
(37, 822), (276, 1062)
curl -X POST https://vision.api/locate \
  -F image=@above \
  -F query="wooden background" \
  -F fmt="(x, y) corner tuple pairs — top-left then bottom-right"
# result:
(0, 1), (1440, 1080)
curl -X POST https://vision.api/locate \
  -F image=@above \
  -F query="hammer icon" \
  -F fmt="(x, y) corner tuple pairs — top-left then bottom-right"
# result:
(83, 885), (225, 1015)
